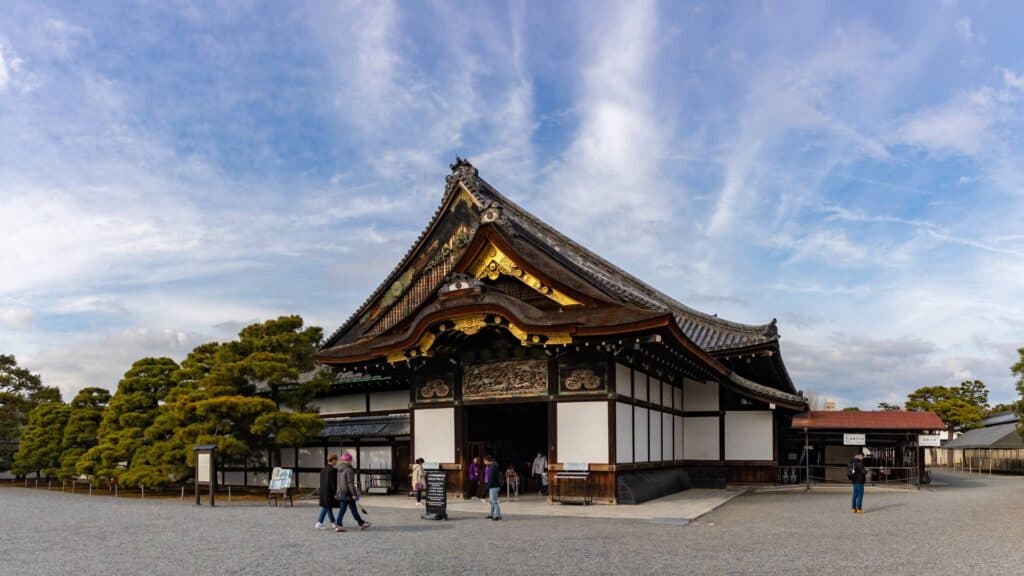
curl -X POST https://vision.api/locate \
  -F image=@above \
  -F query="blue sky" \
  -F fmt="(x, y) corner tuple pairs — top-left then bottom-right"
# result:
(1, 1), (1022, 409)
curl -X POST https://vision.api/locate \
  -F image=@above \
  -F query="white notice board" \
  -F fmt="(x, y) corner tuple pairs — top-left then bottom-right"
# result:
(843, 433), (866, 446)
(918, 434), (941, 447)
(196, 453), (212, 484)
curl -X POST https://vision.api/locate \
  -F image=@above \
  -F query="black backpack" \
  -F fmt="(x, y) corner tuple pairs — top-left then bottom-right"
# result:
(847, 461), (857, 481)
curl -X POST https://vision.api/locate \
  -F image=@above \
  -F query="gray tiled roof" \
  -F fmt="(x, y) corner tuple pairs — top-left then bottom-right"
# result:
(465, 166), (780, 353)
(943, 422), (1024, 450)
(323, 159), (780, 355)
(981, 411), (1019, 427)
(319, 414), (411, 439)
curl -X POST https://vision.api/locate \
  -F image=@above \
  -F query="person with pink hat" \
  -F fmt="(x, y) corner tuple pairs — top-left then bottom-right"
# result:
(335, 452), (371, 532)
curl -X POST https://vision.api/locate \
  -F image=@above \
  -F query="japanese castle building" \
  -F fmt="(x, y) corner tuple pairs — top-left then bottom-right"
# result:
(313, 158), (806, 503)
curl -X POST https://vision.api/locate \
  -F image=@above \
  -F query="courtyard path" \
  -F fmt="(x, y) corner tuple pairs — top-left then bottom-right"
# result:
(0, 471), (1020, 575)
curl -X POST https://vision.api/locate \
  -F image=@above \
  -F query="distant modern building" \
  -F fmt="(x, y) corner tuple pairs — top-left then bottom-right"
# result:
(311, 158), (806, 503)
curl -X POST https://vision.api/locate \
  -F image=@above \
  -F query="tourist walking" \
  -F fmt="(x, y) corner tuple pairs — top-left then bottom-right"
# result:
(848, 452), (867, 513)
(484, 454), (502, 521)
(335, 453), (371, 532)
(411, 457), (426, 504)
(532, 451), (547, 495)
(468, 456), (483, 500)
(316, 453), (339, 529)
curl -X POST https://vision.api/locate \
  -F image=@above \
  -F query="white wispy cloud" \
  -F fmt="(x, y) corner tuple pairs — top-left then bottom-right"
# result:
(21, 328), (201, 399)
(0, 307), (33, 329)
(539, 0), (669, 263)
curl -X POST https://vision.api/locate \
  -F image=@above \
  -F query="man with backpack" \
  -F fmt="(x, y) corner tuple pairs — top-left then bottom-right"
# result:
(848, 453), (867, 513)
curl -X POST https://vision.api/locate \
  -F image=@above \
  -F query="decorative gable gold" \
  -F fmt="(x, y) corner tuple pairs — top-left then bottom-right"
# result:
(467, 242), (582, 308)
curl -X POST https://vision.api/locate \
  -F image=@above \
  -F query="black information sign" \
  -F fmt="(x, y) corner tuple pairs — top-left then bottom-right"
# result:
(422, 470), (447, 520)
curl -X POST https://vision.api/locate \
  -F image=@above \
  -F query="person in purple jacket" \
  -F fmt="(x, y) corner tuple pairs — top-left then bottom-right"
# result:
(468, 456), (483, 500)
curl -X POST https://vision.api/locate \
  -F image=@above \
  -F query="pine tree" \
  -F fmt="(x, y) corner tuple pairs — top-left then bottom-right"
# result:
(76, 358), (178, 484)
(0, 355), (61, 473)
(125, 317), (325, 487)
(58, 388), (111, 480)
(11, 401), (70, 478)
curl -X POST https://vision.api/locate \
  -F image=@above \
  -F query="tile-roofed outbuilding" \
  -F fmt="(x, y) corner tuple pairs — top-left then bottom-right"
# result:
(792, 411), (946, 431)
(943, 422), (1023, 450)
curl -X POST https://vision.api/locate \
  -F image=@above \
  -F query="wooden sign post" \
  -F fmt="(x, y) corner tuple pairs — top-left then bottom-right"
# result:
(193, 444), (217, 507)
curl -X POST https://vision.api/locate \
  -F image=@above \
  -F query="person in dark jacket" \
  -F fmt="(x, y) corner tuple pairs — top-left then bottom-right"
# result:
(484, 454), (502, 521)
(849, 453), (867, 513)
(316, 453), (339, 529)
(335, 452), (371, 532)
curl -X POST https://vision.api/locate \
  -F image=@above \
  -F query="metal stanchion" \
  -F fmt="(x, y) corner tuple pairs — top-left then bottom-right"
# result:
(180, 485), (185, 501)
(141, 484), (145, 499)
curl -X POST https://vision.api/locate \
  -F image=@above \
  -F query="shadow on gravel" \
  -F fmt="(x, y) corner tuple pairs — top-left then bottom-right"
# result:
(862, 502), (905, 513)
(352, 524), (454, 533)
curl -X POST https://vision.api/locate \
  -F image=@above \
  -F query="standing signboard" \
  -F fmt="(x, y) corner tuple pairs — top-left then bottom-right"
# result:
(421, 468), (447, 521)
(193, 444), (217, 507)
(267, 467), (294, 507)
(843, 433), (866, 446)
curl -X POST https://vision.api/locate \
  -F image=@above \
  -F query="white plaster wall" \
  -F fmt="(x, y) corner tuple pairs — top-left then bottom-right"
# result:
(683, 416), (720, 460)
(298, 446), (324, 468)
(312, 393), (366, 415)
(725, 411), (774, 461)
(674, 415), (683, 460)
(369, 390), (408, 412)
(615, 363), (632, 397)
(662, 412), (673, 460)
(662, 381), (672, 409)
(650, 378), (661, 406)
(634, 372), (648, 402)
(683, 379), (719, 412)
(633, 406), (649, 462)
(414, 408), (455, 464)
(649, 410), (662, 461)
(556, 402), (609, 465)
(673, 387), (682, 411)
(616, 401), (633, 464)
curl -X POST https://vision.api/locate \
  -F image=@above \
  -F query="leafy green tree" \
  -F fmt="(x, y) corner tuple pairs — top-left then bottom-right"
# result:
(11, 401), (70, 478)
(0, 355), (61, 472)
(76, 358), (178, 484)
(984, 402), (1021, 417)
(842, 406), (861, 412)
(58, 388), (111, 480)
(957, 379), (989, 411)
(124, 317), (325, 487)
(1013, 347), (1024, 439)
(877, 402), (902, 411)
(905, 383), (986, 431)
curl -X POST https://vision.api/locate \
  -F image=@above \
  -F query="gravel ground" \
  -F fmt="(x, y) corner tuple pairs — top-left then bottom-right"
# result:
(1, 471), (1021, 576)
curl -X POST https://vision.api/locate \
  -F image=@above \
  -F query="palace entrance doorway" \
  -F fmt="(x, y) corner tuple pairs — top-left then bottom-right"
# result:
(463, 401), (548, 497)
